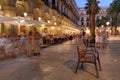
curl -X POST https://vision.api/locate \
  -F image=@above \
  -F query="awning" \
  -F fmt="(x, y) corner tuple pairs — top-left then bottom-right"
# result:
(0, 15), (45, 25)
(0, 15), (16, 22)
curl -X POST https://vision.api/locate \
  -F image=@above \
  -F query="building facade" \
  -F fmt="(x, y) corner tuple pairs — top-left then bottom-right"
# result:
(0, 0), (80, 35)
(78, 7), (108, 27)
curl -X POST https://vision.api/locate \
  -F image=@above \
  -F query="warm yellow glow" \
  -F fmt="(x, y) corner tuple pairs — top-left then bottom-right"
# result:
(20, 19), (25, 23)
(51, 26), (55, 29)
(54, 22), (57, 25)
(109, 30), (111, 32)
(38, 17), (41, 21)
(41, 24), (45, 27)
(23, 12), (27, 17)
(57, 28), (60, 30)
(96, 27), (98, 29)
(108, 27), (110, 29)
(106, 21), (110, 26)
(86, 29), (90, 34)
(47, 20), (50, 23)
(101, 25), (104, 28)
(106, 29), (109, 32)
(42, 26), (45, 28)
(85, 27), (90, 34)
(0, 5), (1, 10)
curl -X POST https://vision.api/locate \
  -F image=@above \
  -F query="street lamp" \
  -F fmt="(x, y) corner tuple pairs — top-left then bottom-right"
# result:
(54, 21), (57, 25)
(47, 19), (50, 23)
(38, 17), (41, 21)
(106, 21), (110, 27)
(23, 12), (27, 17)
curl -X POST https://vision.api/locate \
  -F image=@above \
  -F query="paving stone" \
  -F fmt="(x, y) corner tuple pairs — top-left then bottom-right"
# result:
(0, 37), (120, 80)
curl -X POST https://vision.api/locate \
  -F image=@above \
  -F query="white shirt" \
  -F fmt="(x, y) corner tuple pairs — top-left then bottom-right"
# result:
(42, 32), (46, 37)
(0, 38), (7, 46)
(95, 35), (102, 43)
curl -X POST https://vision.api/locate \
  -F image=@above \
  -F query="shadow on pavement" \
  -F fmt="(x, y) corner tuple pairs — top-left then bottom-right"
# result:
(63, 60), (77, 73)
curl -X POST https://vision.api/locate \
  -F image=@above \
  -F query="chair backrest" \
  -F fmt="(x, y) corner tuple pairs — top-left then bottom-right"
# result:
(85, 40), (95, 50)
(77, 45), (86, 60)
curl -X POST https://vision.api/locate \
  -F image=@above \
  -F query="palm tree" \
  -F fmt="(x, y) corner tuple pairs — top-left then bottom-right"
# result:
(117, 15), (120, 26)
(85, 0), (92, 15)
(96, 18), (101, 27)
(107, 0), (120, 35)
(85, 0), (100, 41)
(96, 15), (110, 27)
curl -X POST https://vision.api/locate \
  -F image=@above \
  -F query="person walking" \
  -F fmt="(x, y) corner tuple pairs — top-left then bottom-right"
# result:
(95, 32), (103, 48)
(33, 27), (42, 56)
(102, 26), (108, 48)
(26, 31), (34, 57)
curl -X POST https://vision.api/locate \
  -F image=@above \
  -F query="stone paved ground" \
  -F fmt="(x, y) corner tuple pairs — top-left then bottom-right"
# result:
(0, 37), (120, 80)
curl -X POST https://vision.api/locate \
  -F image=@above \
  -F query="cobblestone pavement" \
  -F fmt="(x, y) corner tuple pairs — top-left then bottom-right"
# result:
(0, 37), (120, 80)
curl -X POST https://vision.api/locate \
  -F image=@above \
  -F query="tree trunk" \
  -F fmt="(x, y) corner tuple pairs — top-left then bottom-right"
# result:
(89, 15), (91, 28)
(90, 0), (95, 42)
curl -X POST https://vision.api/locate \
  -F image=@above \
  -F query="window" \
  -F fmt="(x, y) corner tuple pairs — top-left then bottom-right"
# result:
(81, 22), (84, 26)
(87, 22), (89, 26)
(81, 17), (84, 21)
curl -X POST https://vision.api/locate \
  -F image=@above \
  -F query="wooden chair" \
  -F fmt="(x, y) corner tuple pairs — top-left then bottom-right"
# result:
(75, 44), (101, 78)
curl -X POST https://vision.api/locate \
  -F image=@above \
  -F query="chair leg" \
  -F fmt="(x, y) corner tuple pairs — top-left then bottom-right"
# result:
(95, 50), (102, 71)
(80, 62), (84, 69)
(97, 57), (102, 71)
(75, 62), (79, 73)
(95, 61), (99, 78)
